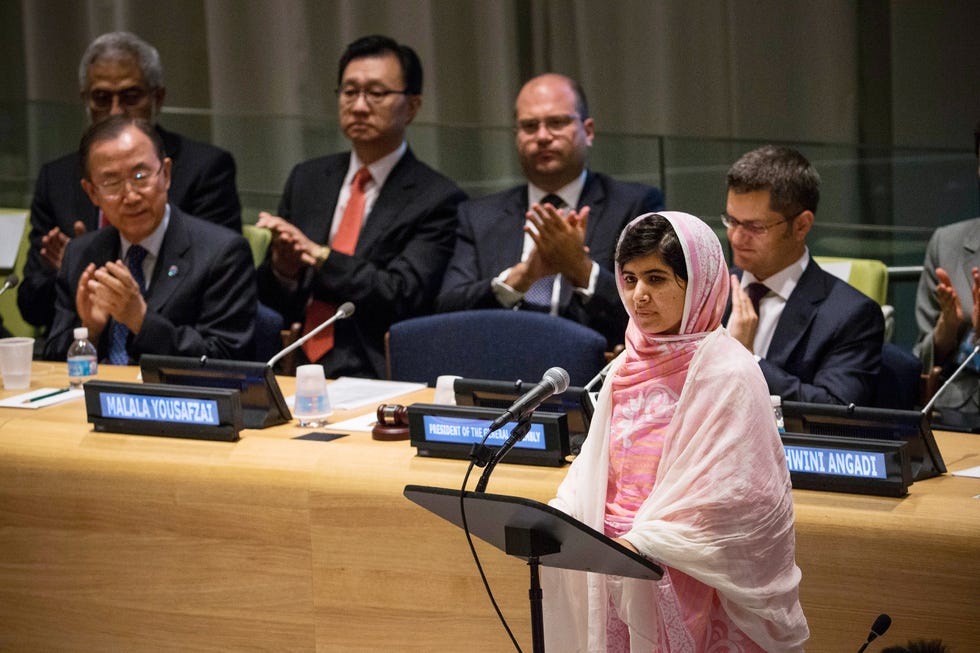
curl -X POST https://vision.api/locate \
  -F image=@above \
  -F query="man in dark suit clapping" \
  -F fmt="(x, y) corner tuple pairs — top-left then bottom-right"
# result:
(256, 35), (466, 379)
(20, 31), (242, 334)
(436, 73), (664, 348)
(724, 145), (884, 405)
(43, 117), (255, 363)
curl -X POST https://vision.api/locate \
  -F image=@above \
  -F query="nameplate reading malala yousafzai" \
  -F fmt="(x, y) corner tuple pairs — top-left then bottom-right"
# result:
(84, 381), (243, 442)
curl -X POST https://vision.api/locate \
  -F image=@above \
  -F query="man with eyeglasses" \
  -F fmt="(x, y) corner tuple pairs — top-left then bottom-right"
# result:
(20, 31), (241, 337)
(725, 145), (883, 405)
(436, 73), (663, 348)
(43, 116), (255, 364)
(255, 35), (466, 379)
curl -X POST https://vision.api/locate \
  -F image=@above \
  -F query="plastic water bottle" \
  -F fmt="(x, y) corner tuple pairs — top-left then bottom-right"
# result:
(67, 327), (98, 389)
(770, 395), (785, 433)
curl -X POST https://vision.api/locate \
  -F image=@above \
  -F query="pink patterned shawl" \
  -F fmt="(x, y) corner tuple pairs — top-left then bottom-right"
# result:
(543, 212), (808, 652)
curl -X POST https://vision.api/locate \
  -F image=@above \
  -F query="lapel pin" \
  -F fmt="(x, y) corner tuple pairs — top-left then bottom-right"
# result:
(168, 265), (178, 278)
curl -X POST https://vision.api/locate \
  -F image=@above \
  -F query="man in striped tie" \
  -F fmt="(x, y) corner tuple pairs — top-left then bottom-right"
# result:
(436, 73), (664, 349)
(255, 35), (466, 379)
(42, 116), (255, 364)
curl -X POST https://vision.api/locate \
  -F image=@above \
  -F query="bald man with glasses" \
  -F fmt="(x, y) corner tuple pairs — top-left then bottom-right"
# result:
(20, 31), (241, 335)
(436, 73), (664, 348)
(724, 145), (884, 405)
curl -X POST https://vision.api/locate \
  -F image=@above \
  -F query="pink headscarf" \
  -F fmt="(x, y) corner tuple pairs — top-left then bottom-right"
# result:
(611, 212), (730, 437)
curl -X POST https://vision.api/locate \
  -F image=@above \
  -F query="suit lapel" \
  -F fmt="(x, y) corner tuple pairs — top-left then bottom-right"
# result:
(959, 223), (980, 286)
(144, 208), (191, 312)
(766, 261), (827, 365)
(355, 150), (416, 254)
(577, 171), (606, 244)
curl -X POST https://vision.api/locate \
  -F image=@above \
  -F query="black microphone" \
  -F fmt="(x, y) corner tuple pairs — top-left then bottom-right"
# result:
(856, 613), (891, 653)
(0, 272), (19, 297)
(487, 366), (570, 433)
(921, 343), (980, 416)
(265, 301), (355, 368)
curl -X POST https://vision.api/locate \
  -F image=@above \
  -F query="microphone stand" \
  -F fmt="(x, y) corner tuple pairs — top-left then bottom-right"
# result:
(922, 343), (980, 416)
(475, 414), (533, 493)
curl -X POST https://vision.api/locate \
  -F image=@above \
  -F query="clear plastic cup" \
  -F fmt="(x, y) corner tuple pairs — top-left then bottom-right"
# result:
(293, 364), (332, 427)
(0, 337), (35, 390)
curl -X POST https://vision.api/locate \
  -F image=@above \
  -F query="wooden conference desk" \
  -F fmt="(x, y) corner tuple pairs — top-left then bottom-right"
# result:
(0, 363), (977, 651)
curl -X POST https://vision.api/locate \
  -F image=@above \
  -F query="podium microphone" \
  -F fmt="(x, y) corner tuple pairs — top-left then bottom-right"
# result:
(265, 301), (355, 368)
(0, 273), (19, 297)
(475, 367), (569, 493)
(487, 366), (570, 433)
(856, 613), (892, 653)
(921, 343), (980, 415)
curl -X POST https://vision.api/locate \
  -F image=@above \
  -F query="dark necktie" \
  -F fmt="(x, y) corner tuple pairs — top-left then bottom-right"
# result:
(108, 244), (148, 365)
(523, 194), (566, 310)
(746, 282), (770, 316)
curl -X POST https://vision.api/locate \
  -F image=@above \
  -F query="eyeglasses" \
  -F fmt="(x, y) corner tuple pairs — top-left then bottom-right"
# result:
(515, 114), (580, 136)
(720, 212), (795, 236)
(86, 87), (151, 110)
(93, 164), (164, 198)
(336, 85), (408, 106)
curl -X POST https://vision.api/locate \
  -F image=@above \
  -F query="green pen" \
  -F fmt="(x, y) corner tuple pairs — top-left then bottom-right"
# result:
(23, 387), (72, 404)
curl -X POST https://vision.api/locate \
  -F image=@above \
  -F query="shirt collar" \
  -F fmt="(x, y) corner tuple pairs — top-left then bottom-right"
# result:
(528, 169), (588, 209)
(742, 247), (810, 301)
(348, 141), (407, 190)
(119, 203), (170, 260)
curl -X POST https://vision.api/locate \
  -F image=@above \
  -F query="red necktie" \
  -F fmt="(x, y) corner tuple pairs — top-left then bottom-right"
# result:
(302, 167), (372, 362)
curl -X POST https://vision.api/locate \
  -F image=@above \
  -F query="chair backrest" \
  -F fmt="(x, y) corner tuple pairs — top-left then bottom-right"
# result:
(386, 309), (608, 387)
(873, 342), (923, 409)
(242, 224), (272, 268)
(812, 255), (888, 305)
(0, 209), (40, 338)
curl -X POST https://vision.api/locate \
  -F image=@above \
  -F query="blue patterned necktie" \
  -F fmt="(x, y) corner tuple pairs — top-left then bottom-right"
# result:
(107, 244), (148, 365)
(523, 194), (566, 311)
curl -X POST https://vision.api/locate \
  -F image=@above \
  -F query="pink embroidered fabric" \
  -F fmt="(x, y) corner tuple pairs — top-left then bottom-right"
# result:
(543, 212), (808, 652)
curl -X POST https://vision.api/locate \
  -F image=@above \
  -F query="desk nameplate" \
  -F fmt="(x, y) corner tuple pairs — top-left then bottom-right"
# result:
(84, 380), (242, 442)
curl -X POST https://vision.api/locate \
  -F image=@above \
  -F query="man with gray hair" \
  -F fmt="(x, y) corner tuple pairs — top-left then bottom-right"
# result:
(19, 31), (241, 333)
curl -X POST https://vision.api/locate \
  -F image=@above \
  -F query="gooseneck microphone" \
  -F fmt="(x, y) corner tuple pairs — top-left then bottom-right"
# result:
(0, 272), (19, 297)
(487, 367), (571, 433)
(856, 613), (892, 653)
(921, 343), (980, 415)
(265, 301), (355, 368)
(475, 367), (570, 492)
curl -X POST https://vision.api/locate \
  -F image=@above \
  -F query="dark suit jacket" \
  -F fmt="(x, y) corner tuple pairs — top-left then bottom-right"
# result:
(20, 125), (242, 330)
(733, 259), (884, 405)
(435, 171), (664, 346)
(257, 149), (467, 379)
(43, 206), (256, 363)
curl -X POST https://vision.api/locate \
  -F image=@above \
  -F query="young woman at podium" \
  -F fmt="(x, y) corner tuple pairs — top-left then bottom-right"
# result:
(543, 212), (809, 652)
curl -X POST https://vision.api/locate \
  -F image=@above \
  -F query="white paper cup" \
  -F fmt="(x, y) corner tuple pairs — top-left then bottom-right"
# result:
(0, 337), (35, 390)
(433, 375), (461, 405)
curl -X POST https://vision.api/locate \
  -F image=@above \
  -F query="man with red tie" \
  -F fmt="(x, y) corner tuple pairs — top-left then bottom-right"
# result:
(256, 35), (466, 379)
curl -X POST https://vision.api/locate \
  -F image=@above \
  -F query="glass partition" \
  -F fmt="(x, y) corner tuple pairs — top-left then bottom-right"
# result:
(2, 100), (977, 349)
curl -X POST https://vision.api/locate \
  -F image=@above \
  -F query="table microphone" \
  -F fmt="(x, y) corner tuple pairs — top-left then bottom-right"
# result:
(856, 613), (892, 653)
(265, 302), (355, 368)
(921, 343), (980, 416)
(0, 272), (19, 297)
